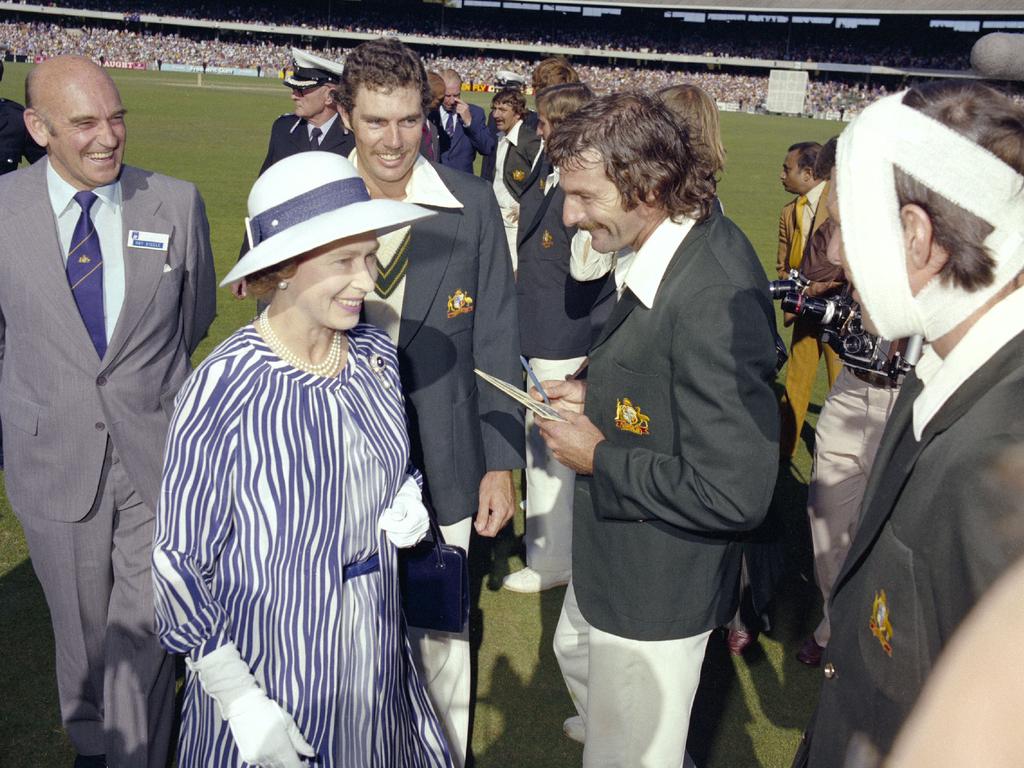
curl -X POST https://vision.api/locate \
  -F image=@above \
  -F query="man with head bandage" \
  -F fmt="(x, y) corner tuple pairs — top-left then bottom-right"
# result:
(794, 80), (1024, 767)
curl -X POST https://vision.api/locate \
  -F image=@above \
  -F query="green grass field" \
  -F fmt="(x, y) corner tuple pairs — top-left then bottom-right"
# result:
(0, 62), (840, 767)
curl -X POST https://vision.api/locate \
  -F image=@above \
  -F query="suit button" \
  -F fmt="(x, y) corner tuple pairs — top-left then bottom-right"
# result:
(97, 376), (107, 386)
(95, 422), (105, 431)
(823, 662), (837, 679)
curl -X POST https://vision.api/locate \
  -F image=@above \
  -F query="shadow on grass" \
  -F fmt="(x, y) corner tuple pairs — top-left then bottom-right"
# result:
(0, 555), (70, 766)
(689, 460), (822, 768)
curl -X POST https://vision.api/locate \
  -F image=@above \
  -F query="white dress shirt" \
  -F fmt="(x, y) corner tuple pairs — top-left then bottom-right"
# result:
(912, 284), (1024, 439)
(307, 113), (338, 145)
(615, 215), (697, 307)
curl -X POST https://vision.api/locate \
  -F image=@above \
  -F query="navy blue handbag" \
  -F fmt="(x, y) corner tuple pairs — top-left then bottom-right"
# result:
(398, 513), (469, 633)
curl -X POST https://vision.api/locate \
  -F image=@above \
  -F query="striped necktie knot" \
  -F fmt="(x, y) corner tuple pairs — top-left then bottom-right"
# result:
(75, 190), (98, 215)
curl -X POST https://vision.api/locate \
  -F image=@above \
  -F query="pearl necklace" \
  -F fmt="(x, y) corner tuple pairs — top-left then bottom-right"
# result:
(257, 312), (344, 377)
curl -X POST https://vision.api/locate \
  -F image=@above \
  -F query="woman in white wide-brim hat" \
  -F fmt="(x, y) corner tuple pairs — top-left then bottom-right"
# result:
(152, 152), (453, 768)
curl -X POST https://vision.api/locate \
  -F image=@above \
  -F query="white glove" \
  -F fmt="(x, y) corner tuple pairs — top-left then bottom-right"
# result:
(187, 642), (316, 768)
(379, 474), (431, 548)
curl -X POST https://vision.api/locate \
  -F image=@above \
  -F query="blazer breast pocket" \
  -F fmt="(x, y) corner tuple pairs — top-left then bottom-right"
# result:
(603, 362), (666, 443)
(0, 390), (41, 436)
(856, 523), (928, 709)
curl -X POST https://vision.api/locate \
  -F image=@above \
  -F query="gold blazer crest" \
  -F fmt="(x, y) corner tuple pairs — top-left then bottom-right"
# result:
(614, 398), (650, 435)
(447, 289), (475, 318)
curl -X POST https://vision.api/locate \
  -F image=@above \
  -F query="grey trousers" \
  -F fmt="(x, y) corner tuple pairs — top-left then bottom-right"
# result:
(17, 442), (175, 766)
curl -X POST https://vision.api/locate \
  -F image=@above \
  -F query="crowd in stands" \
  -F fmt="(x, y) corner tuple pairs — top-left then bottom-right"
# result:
(11, 1), (978, 69)
(0, 20), (895, 117)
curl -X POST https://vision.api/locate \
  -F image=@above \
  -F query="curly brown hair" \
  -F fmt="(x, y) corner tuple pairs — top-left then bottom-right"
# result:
(491, 88), (526, 117)
(546, 92), (716, 222)
(894, 80), (1024, 292)
(334, 37), (432, 116)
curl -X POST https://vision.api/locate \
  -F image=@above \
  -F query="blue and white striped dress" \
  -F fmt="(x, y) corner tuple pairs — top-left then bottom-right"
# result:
(153, 323), (452, 768)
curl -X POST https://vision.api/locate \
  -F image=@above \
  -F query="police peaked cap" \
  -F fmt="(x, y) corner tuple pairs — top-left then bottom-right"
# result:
(284, 47), (343, 88)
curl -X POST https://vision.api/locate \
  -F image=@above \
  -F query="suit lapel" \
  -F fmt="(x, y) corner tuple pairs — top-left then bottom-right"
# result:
(518, 180), (557, 249)
(834, 331), (1024, 593)
(833, 376), (921, 591)
(591, 289), (641, 352)
(518, 148), (547, 201)
(15, 161), (99, 350)
(396, 203), (460, 349)
(288, 118), (309, 152)
(103, 167), (172, 367)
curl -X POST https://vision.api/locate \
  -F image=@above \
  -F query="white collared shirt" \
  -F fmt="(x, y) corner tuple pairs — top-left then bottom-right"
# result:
(912, 285), (1024, 440)
(46, 159), (126, 343)
(350, 152), (463, 342)
(493, 119), (522, 212)
(307, 113), (338, 144)
(615, 215), (697, 307)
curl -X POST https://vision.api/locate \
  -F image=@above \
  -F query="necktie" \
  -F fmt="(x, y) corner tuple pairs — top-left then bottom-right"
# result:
(309, 126), (322, 149)
(445, 112), (455, 137)
(788, 194), (808, 270)
(67, 190), (106, 358)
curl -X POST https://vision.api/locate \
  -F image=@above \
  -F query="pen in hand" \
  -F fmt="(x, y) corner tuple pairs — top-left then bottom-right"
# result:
(520, 355), (551, 405)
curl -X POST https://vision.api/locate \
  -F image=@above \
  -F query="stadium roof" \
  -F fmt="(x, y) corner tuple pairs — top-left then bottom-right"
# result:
(529, 0), (1024, 13)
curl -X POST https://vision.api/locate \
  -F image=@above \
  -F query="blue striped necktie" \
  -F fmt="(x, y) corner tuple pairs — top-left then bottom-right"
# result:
(67, 190), (107, 358)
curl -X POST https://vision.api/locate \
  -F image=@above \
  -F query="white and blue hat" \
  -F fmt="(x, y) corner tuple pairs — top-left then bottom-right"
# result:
(221, 152), (434, 287)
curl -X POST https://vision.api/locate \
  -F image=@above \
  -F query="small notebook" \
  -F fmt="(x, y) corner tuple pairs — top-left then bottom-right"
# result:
(474, 369), (568, 422)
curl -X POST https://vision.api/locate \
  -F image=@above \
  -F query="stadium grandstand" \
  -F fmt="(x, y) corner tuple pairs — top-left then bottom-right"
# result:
(1, 0), (1022, 117)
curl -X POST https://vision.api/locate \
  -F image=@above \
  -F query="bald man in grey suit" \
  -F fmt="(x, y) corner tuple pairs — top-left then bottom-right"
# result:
(0, 56), (216, 767)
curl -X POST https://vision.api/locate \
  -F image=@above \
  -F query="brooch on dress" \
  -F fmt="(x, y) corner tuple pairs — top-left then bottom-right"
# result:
(367, 353), (391, 389)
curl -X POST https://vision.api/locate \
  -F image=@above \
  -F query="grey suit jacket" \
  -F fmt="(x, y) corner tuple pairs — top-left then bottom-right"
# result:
(396, 161), (526, 526)
(0, 160), (217, 522)
(572, 210), (780, 641)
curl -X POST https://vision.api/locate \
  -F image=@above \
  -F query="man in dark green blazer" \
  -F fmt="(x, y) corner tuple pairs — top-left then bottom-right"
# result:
(537, 93), (780, 766)
(337, 38), (525, 768)
(796, 81), (1024, 767)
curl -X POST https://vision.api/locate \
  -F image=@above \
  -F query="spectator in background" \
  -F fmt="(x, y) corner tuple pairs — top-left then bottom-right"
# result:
(483, 87), (542, 271)
(0, 60), (44, 175)
(431, 68), (494, 174)
(776, 141), (840, 459)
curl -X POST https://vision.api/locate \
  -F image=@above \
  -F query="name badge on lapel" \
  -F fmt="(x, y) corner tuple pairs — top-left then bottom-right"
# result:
(127, 230), (169, 251)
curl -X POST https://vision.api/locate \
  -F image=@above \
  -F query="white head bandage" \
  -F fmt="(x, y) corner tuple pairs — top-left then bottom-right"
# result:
(837, 91), (1024, 340)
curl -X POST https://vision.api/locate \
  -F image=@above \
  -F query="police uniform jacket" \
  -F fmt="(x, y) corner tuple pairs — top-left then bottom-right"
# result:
(257, 113), (355, 176)
(0, 99), (44, 175)
(802, 329), (1024, 766)
(515, 156), (604, 360)
(573, 208), (780, 641)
